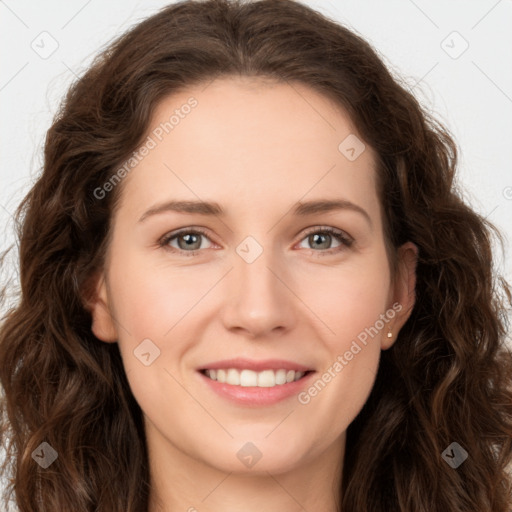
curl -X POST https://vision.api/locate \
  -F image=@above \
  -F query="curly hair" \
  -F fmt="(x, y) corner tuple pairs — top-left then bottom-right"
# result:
(1, 0), (511, 510)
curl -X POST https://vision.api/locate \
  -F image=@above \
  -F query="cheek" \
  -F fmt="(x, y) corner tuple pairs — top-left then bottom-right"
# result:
(309, 258), (390, 425)
(107, 246), (210, 339)
(298, 267), (389, 431)
(303, 345), (380, 444)
(299, 255), (391, 349)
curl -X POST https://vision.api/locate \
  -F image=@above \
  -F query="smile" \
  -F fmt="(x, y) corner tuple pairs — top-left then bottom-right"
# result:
(201, 368), (310, 387)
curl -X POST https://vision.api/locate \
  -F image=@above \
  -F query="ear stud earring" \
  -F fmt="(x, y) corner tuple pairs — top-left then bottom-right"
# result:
(387, 330), (393, 338)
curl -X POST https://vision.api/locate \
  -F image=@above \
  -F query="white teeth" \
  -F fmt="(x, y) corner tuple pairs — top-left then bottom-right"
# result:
(226, 368), (240, 385)
(240, 369), (257, 387)
(257, 370), (275, 387)
(275, 369), (287, 385)
(203, 368), (308, 387)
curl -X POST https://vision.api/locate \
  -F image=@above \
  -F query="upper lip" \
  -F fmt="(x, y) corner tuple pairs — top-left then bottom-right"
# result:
(199, 358), (314, 372)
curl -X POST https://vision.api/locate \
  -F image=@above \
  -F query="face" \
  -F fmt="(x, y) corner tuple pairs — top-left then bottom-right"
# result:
(89, 76), (416, 476)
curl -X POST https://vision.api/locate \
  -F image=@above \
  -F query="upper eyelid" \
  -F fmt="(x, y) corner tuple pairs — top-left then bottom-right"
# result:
(301, 225), (352, 240)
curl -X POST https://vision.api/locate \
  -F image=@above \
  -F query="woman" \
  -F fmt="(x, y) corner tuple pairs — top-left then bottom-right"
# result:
(1, 0), (511, 510)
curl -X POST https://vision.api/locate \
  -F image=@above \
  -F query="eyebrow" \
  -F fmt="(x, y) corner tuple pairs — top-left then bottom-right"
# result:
(138, 199), (372, 226)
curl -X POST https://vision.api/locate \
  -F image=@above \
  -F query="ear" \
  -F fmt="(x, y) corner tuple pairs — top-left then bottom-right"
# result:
(83, 271), (118, 343)
(382, 241), (418, 350)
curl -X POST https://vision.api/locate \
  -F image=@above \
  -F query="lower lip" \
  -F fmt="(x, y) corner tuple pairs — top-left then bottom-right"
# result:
(198, 371), (315, 406)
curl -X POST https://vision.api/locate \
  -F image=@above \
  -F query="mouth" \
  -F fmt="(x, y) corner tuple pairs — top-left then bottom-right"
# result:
(199, 368), (314, 388)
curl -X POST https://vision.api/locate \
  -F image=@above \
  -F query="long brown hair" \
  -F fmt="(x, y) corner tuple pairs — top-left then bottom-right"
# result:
(1, 0), (511, 510)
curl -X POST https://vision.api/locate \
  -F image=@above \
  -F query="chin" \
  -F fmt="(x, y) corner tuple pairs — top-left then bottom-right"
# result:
(202, 435), (312, 475)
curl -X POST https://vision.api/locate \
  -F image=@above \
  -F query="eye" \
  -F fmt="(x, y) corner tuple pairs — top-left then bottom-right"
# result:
(158, 226), (353, 257)
(296, 226), (353, 256)
(159, 228), (214, 256)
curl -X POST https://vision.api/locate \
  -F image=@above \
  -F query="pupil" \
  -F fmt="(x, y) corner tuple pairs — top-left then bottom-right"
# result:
(312, 233), (329, 249)
(181, 233), (199, 249)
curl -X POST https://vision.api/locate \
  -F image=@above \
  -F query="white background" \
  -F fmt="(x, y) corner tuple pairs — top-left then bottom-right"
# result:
(0, 0), (511, 508)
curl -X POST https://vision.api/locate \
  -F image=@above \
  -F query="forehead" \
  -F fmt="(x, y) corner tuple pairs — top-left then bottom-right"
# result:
(116, 76), (380, 224)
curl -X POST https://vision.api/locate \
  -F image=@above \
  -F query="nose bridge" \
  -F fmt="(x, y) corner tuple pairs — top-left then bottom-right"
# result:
(239, 262), (272, 297)
(234, 234), (283, 303)
(222, 233), (295, 335)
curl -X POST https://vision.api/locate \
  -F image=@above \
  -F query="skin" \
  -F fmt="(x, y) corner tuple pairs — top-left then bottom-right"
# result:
(89, 76), (417, 512)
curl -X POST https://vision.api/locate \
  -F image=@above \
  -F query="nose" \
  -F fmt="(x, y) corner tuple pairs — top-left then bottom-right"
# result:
(220, 244), (297, 339)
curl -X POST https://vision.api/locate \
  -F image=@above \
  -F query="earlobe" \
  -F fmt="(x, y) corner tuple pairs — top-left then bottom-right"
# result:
(382, 241), (418, 350)
(84, 272), (118, 343)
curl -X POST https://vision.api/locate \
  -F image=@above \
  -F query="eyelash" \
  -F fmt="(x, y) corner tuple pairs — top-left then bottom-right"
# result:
(158, 226), (354, 257)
